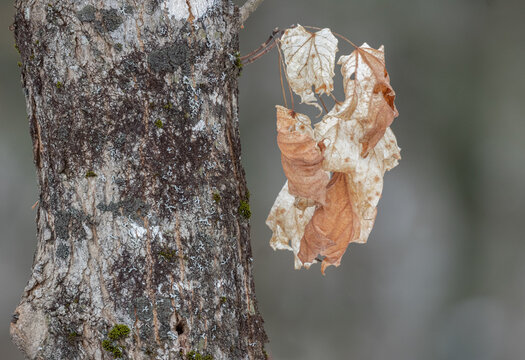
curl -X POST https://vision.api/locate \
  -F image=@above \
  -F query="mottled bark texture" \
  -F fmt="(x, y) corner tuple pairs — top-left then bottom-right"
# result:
(10, 1), (268, 359)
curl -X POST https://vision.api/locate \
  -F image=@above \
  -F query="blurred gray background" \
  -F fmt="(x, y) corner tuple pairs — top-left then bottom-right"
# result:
(2, 0), (525, 359)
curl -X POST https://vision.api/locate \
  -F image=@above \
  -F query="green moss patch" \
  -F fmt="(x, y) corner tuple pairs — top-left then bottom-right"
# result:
(187, 350), (213, 360)
(102, 324), (130, 358)
(159, 247), (177, 262)
(234, 51), (243, 76)
(108, 324), (130, 341)
(238, 200), (251, 219)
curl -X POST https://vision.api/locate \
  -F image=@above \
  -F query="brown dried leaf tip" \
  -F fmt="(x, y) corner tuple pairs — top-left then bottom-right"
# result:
(267, 26), (401, 274)
(339, 44), (399, 157)
(299, 173), (360, 275)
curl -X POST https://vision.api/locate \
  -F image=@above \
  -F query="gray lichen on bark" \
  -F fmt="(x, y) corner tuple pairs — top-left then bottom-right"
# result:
(11, 0), (267, 359)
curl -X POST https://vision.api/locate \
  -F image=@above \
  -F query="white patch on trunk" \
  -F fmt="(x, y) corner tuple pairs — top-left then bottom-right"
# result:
(165, 0), (217, 21)
(127, 222), (148, 248)
(128, 222), (148, 238)
(192, 119), (206, 131)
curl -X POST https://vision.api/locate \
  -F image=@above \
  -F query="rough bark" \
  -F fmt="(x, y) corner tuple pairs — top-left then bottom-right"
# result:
(10, 0), (267, 359)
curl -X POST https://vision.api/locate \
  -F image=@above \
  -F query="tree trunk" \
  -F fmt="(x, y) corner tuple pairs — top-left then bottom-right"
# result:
(10, 1), (267, 359)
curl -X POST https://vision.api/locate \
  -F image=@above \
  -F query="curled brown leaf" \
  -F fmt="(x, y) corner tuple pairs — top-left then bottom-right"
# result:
(276, 105), (329, 205)
(298, 172), (361, 274)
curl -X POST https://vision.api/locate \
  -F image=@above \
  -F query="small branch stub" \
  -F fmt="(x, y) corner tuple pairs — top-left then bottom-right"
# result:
(240, 0), (265, 25)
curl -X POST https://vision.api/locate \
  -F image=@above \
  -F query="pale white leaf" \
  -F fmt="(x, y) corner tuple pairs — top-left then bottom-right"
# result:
(280, 25), (338, 111)
(266, 182), (316, 269)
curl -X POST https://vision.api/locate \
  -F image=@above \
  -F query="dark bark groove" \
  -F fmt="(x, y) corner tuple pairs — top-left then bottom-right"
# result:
(10, 0), (268, 359)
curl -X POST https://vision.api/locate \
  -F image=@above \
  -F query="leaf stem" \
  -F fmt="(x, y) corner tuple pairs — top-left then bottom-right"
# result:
(276, 40), (295, 110)
(277, 42), (288, 109)
(317, 95), (329, 114)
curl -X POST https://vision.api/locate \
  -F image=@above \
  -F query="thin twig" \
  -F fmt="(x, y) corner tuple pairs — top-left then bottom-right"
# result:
(241, 42), (276, 65)
(241, 28), (283, 65)
(240, 36), (272, 62)
(239, 0), (265, 25)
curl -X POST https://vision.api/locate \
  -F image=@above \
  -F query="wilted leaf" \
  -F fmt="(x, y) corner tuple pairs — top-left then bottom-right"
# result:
(276, 105), (329, 205)
(338, 44), (398, 156)
(315, 110), (400, 245)
(280, 25), (338, 111)
(268, 28), (401, 274)
(266, 182), (316, 269)
(298, 172), (361, 274)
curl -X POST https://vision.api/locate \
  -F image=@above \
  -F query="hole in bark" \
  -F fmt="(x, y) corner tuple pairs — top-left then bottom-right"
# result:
(11, 312), (19, 324)
(175, 320), (185, 335)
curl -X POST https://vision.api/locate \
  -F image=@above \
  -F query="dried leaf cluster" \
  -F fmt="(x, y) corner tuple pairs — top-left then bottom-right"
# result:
(266, 25), (401, 274)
